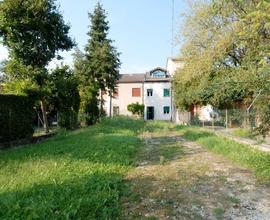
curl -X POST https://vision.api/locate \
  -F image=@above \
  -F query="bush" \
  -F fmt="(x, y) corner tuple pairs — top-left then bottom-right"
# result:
(0, 95), (34, 142)
(127, 102), (144, 118)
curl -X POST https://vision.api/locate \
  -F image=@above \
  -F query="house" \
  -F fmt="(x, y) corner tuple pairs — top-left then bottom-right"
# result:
(103, 74), (145, 117)
(103, 67), (173, 121)
(144, 67), (172, 120)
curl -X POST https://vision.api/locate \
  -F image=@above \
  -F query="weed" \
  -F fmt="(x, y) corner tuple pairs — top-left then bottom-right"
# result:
(0, 117), (144, 219)
(213, 207), (225, 219)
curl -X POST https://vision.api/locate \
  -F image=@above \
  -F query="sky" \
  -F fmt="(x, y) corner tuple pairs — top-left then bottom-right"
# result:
(0, 0), (190, 73)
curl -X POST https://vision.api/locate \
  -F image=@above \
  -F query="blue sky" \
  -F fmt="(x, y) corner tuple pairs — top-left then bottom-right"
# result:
(0, 0), (189, 73)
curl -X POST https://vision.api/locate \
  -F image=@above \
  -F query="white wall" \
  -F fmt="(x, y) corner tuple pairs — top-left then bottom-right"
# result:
(103, 83), (143, 116)
(144, 82), (172, 121)
(166, 58), (184, 76)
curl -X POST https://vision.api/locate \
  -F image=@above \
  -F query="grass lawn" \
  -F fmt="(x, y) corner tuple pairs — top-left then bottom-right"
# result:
(0, 117), (144, 219)
(144, 121), (270, 183)
(181, 127), (270, 182)
(1, 118), (269, 219)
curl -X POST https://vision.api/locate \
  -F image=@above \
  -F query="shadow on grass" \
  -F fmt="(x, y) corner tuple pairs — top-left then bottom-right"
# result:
(138, 135), (185, 166)
(144, 121), (185, 133)
(0, 117), (146, 219)
(0, 171), (124, 219)
(182, 129), (215, 141)
(0, 117), (145, 166)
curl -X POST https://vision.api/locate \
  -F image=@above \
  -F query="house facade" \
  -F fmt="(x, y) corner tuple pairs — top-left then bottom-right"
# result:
(103, 67), (173, 121)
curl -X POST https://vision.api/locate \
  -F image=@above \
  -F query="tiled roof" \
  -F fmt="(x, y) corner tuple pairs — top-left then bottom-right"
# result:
(118, 74), (145, 83)
(118, 67), (171, 83)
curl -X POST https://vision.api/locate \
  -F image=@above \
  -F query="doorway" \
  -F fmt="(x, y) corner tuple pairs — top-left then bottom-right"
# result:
(147, 107), (154, 120)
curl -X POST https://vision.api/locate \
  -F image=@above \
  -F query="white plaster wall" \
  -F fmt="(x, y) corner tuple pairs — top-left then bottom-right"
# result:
(103, 83), (143, 116)
(144, 82), (172, 120)
(166, 58), (184, 76)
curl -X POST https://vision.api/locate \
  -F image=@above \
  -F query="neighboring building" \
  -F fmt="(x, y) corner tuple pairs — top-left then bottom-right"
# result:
(144, 68), (172, 121)
(103, 67), (173, 121)
(103, 74), (144, 117)
(166, 57), (184, 76)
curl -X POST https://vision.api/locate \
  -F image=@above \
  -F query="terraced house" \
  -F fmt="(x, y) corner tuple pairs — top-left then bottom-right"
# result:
(103, 58), (183, 121)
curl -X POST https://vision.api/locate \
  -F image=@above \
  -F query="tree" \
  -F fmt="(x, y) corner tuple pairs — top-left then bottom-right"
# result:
(0, 0), (74, 133)
(78, 2), (120, 120)
(73, 48), (100, 125)
(49, 65), (80, 130)
(173, 0), (270, 135)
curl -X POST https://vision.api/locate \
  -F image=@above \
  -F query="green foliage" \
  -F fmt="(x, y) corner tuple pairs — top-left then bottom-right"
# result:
(73, 48), (100, 125)
(0, 0), (74, 133)
(85, 3), (121, 93)
(0, 0), (74, 69)
(74, 3), (121, 125)
(173, 0), (270, 134)
(49, 65), (80, 130)
(127, 102), (145, 118)
(0, 94), (34, 142)
(0, 117), (144, 219)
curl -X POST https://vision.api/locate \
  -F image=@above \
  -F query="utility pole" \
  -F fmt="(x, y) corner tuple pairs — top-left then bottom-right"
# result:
(171, 0), (175, 57)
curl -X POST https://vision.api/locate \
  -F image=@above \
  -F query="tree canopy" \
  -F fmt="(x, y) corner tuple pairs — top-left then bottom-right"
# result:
(75, 3), (121, 124)
(173, 0), (270, 134)
(0, 0), (74, 132)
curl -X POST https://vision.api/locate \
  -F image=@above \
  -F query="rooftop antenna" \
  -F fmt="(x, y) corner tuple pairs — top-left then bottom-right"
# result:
(171, 0), (175, 57)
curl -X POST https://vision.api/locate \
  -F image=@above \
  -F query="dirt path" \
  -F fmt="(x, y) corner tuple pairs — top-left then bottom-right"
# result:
(121, 131), (270, 220)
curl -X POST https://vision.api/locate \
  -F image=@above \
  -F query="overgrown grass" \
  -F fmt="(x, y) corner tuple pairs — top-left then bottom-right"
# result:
(144, 121), (270, 183)
(0, 116), (144, 219)
(182, 128), (270, 183)
(232, 128), (254, 139)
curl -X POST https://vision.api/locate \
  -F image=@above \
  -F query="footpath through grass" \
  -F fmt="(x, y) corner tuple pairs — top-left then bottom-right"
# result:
(143, 121), (270, 183)
(181, 127), (270, 183)
(0, 117), (144, 219)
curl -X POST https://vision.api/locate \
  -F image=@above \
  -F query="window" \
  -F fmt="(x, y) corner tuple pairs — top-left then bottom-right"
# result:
(132, 88), (141, 97)
(113, 106), (119, 116)
(152, 70), (166, 78)
(164, 89), (170, 97)
(147, 89), (153, 96)
(163, 106), (170, 114)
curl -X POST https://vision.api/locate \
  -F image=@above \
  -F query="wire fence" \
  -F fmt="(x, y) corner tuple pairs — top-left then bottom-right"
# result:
(176, 107), (260, 133)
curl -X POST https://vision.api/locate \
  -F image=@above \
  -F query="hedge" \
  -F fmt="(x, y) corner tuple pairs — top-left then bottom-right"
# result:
(0, 95), (34, 142)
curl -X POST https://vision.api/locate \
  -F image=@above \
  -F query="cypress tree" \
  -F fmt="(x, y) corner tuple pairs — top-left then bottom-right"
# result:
(78, 3), (121, 120)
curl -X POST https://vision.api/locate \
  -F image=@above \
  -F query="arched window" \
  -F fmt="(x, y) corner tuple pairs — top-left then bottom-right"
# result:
(150, 69), (167, 78)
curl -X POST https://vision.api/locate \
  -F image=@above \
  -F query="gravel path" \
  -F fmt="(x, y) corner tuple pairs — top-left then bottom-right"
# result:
(121, 132), (270, 220)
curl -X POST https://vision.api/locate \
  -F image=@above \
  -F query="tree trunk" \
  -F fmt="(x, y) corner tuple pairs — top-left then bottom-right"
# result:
(40, 100), (49, 133)
(109, 91), (112, 118)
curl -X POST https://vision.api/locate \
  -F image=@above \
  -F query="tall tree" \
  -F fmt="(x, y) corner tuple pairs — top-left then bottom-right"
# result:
(173, 0), (270, 135)
(0, 0), (74, 132)
(49, 65), (80, 130)
(78, 2), (120, 119)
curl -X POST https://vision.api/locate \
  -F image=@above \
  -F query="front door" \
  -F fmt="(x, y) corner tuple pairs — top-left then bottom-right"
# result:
(147, 107), (154, 120)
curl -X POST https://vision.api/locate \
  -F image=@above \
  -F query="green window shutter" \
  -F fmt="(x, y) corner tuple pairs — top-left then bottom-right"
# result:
(164, 89), (170, 97)
(163, 106), (170, 114)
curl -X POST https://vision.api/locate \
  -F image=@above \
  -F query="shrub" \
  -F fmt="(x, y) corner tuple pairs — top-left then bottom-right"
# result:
(0, 94), (34, 142)
(127, 102), (145, 118)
